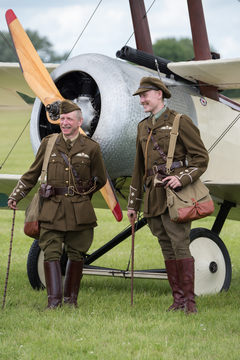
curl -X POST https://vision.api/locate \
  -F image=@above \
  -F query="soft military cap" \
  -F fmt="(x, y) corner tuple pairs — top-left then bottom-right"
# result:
(133, 76), (171, 98)
(60, 100), (81, 114)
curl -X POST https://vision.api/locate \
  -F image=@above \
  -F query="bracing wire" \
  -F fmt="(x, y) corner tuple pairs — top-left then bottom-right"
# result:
(207, 113), (240, 154)
(124, 0), (156, 47)
(64, 0), (103, 60)
(0, 119), (31, 170)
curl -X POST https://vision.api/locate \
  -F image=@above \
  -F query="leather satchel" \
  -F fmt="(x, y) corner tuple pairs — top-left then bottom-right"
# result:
(24, 191), (42, 238)
(24, 134), (58, 238)
(165, 114), (214, 223)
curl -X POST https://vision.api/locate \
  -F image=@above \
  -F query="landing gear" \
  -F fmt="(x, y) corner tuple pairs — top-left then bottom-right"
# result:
(27, 239), (44, 290)
(27, 225), (232, 295)
(190, 227), (231, 296)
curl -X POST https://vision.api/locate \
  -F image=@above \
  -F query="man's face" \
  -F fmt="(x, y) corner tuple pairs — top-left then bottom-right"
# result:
(139, 89), (163, 114)
(60, 110), (83, 139)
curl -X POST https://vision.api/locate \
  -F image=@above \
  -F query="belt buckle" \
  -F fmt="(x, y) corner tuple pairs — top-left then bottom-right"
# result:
(67, 186), (75, 196)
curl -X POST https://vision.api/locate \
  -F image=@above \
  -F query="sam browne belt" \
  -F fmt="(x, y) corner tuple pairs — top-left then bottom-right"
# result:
(147, 161), (183, 177)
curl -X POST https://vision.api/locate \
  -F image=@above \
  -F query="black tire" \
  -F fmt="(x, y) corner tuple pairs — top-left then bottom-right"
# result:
(190, 227), (232, 296)
(27, 239), (44, 290)
(27, 240), (68, 290)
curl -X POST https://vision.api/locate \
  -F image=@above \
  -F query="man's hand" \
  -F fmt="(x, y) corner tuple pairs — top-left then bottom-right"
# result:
(127, 209), (137, 223)
(8, 199), (17, 210)
(163, 176), (182, 190)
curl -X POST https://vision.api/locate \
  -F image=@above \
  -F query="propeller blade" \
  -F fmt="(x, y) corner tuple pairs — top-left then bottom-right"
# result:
(6, 9), (64, 116)
(6, 9), (123, 222)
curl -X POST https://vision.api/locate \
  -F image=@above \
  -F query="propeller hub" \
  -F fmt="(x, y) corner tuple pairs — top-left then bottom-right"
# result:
(45, 101), (61, 121)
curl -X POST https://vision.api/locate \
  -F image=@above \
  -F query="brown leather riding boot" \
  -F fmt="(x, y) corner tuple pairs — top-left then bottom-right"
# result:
(165, 259), (185, 311)
(44, 260), (63, 309)
(64, 260), (84, 307)
(177, 257), (197, 314)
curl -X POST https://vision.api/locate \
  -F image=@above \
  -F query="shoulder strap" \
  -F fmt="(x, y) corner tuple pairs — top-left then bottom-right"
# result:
(166, 114), (182, 174)
(59, 151), (80, 183)
(40, 133), (59, 184)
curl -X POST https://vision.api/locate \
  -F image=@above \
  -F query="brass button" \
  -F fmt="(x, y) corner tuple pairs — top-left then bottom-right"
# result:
(65, 167), (69, 171)
(65, 193), (68, 197)
(66, 180), (69, 184)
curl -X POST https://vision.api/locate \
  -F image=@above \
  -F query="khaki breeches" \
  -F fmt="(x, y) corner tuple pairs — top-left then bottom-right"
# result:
(39, 227), (94, 261)
(147, 211), (191, 260)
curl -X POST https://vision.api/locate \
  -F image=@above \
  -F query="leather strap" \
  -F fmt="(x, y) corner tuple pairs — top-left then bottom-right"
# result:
(40, 133), (58, 184)
(166, 114), (182, 174)
(54, 187), (75, 196)
(147, 160), (183, 177)
(59, 151), (80, 183)
(148, 127), (167, 161)
(144, 128), (153, 180)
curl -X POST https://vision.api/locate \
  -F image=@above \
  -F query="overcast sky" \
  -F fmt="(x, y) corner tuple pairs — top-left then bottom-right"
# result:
(0, 0), (240, 60)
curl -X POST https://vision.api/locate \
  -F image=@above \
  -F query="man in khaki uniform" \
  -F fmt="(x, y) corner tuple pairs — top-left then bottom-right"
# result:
(8, 100), (107, 309)
(127, 77), (209, 314)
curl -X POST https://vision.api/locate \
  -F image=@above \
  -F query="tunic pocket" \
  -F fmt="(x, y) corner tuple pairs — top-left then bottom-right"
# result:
(38, 198), (61, 223)
(72, 157), (91, 180)
(48, 157), (65, 182)
(71, 196), (97, 224)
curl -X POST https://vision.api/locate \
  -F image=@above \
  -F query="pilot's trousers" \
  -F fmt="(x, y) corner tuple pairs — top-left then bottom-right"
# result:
(39, 228), (93, 261)
(147, 211), (192, 260)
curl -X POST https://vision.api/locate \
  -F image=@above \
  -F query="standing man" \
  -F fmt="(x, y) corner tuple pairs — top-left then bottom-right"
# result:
(8, 100), (107, 309)
(127, 77), (209, 314)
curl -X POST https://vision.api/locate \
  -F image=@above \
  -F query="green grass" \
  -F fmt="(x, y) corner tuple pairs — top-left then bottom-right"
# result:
(1, 210), (240, 360)
(0, 108), (34, 174)
(1, 109), (240, 359)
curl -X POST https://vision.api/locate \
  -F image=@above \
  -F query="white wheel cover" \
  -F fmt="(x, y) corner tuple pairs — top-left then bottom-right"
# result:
(190, 236), (226, 296)
(37, 250), (45, 287)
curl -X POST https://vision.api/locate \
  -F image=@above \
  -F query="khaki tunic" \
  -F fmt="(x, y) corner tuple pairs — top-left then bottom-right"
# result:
(9, 133), (107, 231)
(128, 107), (209, 217)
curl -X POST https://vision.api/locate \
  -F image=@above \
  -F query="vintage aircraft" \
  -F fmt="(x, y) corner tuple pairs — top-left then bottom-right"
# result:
(1, 0), (240, 296)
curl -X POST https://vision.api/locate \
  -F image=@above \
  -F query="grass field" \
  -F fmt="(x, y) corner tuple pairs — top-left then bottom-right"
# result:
(1, 110), (240, 359)
(1, 211), (240, 360)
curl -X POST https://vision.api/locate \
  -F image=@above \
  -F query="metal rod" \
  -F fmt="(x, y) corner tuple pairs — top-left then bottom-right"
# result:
(187, 0), (219, 100)
(85, 217), (147, 265)
(131, 219), (135, 306)
(129, 0), (153, 54)
(211, 200), (235, 235)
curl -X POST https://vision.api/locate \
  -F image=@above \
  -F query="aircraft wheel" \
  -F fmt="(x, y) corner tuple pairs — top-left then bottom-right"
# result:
(27, 240), (68, 290)
(27, 239), (44, 290)
(190, 227), (232, 296)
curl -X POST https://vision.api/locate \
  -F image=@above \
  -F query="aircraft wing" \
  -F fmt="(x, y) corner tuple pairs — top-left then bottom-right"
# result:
(204, 181), (240, 205)
(167, 58), (240, 90)
(203, 181), (240, 222)
(0, 174), (39, 210)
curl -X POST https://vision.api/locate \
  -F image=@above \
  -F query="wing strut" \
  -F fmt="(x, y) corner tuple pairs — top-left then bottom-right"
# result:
(187, 0), (219, 101)
(129, 0), (153, 54)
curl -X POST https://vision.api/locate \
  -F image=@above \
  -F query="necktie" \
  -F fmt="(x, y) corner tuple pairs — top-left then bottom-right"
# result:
(66, 139), (72, 151)
(152, 115), (156, 126)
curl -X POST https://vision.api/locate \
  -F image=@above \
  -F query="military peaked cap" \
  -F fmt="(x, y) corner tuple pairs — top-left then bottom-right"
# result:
(133, 76), (171, 98)
(60, 100), (81, 114)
